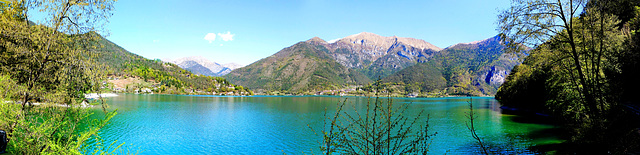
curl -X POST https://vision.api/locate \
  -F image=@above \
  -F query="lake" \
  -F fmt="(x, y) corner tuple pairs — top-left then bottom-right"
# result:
(87, 94), (561, 154)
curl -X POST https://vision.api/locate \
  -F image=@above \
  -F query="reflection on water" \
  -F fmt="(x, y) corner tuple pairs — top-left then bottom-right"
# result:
(86, 94), (561, 154)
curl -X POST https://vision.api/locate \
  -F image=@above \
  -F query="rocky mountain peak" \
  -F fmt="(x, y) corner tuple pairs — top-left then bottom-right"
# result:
(338, 32), (396, 48)
(306, 37), (327, 44)
(346, 32), (384, 38)
(396, 37), (443, 51)
(336, 32), (441, 51)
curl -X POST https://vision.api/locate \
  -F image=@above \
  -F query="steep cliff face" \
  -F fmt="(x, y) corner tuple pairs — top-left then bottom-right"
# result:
(475, 51), (523, 95)
(484, 66), (509, 85)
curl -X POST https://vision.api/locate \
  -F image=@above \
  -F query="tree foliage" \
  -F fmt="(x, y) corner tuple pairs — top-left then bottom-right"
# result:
(497, 0), (640, 152)
(499, 0), (624, 115)
(0, 0), (123, 154)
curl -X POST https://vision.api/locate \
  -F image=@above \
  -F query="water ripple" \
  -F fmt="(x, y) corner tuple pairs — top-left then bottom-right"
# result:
(87, 94), (559, 154)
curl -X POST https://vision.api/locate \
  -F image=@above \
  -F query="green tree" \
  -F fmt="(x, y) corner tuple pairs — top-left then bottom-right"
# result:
(499, 0), (624, 116)
(0, 0), (119, 154)
(498, 0), (634, 151)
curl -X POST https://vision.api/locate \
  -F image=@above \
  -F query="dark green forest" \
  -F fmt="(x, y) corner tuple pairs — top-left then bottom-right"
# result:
(496, 0), (640, 153)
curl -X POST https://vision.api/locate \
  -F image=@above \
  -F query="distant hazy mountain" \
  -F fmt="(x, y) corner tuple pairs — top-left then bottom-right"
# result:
(223, 63), (244, 70)
(165, 56), (242, 76)
(175, 60), (218, 76)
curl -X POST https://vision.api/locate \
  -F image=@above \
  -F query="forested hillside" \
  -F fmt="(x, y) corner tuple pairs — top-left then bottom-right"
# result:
(225, 33), (523, 96)
(224, 41), (371, 93)
(89, 34), (253, 95)
(379, 35), (523, 96)
(0, 1), (123, 154)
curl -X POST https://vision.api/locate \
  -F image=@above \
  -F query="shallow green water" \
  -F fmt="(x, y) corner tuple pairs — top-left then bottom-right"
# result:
(87, 94), (561, 154)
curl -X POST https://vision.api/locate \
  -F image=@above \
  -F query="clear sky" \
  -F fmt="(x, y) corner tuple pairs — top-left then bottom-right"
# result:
(105, 0), (511, 65)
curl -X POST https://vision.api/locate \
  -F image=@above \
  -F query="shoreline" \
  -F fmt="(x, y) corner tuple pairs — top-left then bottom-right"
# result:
(158, 93), (496, 99)
(84, 93), (119, 99)
(1, 93), (119, 108)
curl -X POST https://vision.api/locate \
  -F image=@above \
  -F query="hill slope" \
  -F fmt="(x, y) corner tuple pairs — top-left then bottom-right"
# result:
(89, 34), (252, 95)
(382, 35), (523, 96)
(224, 41), (372, 93)
(225, 32), (442, 93)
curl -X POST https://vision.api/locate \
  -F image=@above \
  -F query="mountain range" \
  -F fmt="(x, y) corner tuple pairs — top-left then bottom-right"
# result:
(89, 31), (522, 96)
(308, 32), (442, 78)
(164, 56), (244, 77)
(224, 32), (523, 95)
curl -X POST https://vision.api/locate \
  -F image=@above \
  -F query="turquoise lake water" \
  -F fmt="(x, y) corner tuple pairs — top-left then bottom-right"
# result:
(87, 94), (561, 154)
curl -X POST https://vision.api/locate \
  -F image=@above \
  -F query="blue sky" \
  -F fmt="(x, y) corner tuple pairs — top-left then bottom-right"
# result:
(105, 0), (510, 65)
